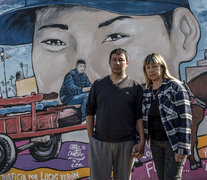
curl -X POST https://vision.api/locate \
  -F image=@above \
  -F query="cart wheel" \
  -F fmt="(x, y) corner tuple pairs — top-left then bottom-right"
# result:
(0, 134), (16, 174)
(29, 134), (61, 161)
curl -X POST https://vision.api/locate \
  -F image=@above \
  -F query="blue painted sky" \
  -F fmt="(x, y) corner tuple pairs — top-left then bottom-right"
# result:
(180, 0), (207, 81)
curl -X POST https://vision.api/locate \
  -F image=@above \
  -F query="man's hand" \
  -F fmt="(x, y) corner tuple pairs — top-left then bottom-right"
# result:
(131, 142), (145, 159)
(174, 153), (186, 162)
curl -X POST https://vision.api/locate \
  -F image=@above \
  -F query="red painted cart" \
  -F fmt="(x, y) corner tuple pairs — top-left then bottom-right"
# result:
(0, 92), (86, 173)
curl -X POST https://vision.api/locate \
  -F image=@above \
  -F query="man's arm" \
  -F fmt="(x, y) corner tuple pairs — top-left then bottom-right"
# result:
(132, 118), (145, 159)
(86, 115), (95, 140)
(85, 81), (96, 140)
(136, 118), (145, 145)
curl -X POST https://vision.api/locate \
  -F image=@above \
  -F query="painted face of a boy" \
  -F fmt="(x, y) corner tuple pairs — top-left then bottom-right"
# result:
(32, 5), (199, 94)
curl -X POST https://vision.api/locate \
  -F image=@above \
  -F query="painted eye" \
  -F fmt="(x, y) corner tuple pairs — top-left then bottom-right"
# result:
(41, 39), (67, 51)
(102, 33), (129, 43)
(41, 39), (66, 46)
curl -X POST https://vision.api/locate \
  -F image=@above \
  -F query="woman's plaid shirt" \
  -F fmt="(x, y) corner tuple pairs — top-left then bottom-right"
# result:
(142, 78), (192, 155)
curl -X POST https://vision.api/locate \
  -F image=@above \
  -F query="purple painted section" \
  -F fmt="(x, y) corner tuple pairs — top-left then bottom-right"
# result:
(13, 141), (207, 179)
(132, 159), (207, 180)
(14, 141), (89, 170)
(15, 140), (29, 155)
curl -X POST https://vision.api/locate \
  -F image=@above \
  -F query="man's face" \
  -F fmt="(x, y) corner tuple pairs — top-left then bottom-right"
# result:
(33, 6), (177, 95)
(76, 63), (86, 74)
(109, 53), (128, 75)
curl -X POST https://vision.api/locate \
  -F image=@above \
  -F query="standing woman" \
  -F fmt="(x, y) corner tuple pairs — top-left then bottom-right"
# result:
(142, 53), (192, 180)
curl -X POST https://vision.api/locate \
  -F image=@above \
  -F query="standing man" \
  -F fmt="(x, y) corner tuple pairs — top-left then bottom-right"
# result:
(86, 48), (145, 180)
(60, 59), (91, 121)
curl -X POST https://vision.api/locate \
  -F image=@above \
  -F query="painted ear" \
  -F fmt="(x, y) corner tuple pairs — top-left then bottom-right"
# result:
(170, 7), (200, 60)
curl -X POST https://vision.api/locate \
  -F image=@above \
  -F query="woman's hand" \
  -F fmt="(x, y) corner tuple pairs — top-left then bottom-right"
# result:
(174, 153), (186, 162)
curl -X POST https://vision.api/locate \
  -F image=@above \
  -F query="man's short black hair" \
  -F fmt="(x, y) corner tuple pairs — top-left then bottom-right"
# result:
(76, 59), (86, 66)
(109, 48), (129, 61)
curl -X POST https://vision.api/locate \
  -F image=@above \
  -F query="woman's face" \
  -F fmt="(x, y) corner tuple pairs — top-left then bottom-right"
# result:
(145, 63), (163, 82)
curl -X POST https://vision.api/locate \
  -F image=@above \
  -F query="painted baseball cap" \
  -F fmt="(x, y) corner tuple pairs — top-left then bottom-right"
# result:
(0, 0), (189, 45)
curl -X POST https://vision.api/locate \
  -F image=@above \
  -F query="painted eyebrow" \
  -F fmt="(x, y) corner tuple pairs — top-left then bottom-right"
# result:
(98, 16), (133, 28)
(38, 24), (68, 31)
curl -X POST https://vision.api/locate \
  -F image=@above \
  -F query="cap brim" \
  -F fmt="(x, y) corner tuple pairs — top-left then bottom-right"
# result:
(0, 0), (188, 45)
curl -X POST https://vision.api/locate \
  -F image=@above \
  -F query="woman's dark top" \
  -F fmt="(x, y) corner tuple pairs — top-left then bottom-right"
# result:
(148, 89), (168, 141)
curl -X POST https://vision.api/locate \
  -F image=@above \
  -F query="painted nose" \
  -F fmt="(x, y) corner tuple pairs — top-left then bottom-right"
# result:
(75, 34), (93, 64)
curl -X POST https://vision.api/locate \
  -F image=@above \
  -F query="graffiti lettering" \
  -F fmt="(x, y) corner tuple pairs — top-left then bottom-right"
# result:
(71, 159), (83, 168)
(145, 141), (150, 148)
(203, 148), (207, 157)
(0, 173), (27, 180)
(146, 161), (156, 178)
(142, 150), (153, 159)
(60, 172), (79, 180)
(142, 141), (153, 160)
(40, 172), (59, 180)
(28, 174), (38, 180)
(0, 170), (81, 180)
(206, 162), (207, 171)
(68, 151), (84, 160)
(67, 144), (86, 168)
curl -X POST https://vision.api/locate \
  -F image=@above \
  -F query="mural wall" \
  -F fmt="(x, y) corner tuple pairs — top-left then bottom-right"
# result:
(0, 0), (207, 179)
